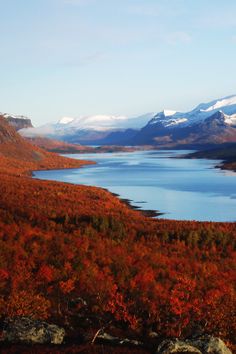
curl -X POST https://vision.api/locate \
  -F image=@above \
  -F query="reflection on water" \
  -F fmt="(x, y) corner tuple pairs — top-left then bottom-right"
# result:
(34, 150), (236, 222)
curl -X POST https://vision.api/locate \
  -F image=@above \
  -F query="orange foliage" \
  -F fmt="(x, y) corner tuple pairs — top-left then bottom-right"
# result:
(0, 119), (235, 347)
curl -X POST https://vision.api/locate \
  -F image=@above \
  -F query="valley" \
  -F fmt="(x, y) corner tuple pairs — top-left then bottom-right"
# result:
(2, 1), (236, 352)
(0, 115), (235, 353)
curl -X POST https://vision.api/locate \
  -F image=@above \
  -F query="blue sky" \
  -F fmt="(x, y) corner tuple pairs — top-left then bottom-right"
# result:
(1, 0), (236, 126)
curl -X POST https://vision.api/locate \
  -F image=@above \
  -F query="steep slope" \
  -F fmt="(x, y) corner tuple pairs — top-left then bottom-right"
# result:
(0, 115), (42, 161)
(0, 115), (90, 175)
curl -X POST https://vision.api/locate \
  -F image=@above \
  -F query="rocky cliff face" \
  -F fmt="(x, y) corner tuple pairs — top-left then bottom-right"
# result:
(0, 115), (43, 162)
(0, 115), (25, 144)
(4, 114), (33, 131)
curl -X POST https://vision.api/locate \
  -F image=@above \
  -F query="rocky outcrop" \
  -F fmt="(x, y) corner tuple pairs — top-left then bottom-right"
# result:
(188, 336), (232, 354)
(3, 114), (33, 131)
(1, 317), (65, 345)
(157, 339), (202, 354)
(156, 336), (232, 354)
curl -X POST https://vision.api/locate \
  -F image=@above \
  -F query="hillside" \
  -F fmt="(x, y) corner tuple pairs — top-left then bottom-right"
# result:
(0, 115), (91, 175)
(26, 136), (136, 154)
(0, 117), (235, 353)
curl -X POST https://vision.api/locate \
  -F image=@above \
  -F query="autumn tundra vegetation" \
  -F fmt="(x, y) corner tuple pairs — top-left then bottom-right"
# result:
(0, 116), (235, 353)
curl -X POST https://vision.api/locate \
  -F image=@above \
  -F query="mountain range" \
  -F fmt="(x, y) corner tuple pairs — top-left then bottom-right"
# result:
(11, 95), (236, 147)
(20, 113), (154, 145)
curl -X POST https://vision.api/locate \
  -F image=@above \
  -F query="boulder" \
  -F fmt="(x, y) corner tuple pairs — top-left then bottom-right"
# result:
(156, 337), (232, 354)
(1, 317), (65, 344)
(96, 331), (143, 347)
(188, 336), (232, 354)
(156, 339), (202, 354)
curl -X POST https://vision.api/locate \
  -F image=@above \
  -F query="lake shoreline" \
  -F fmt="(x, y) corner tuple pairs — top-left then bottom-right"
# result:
(110, 192), (164, 218)
(33, 150), (236, 222)
(182, 145), (236, 173)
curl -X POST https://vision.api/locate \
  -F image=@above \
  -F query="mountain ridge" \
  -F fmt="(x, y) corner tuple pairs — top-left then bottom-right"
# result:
(7, 94), (236, 146)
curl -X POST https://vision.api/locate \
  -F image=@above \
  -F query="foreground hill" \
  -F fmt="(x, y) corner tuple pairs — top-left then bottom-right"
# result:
(0, 117), (235, 352)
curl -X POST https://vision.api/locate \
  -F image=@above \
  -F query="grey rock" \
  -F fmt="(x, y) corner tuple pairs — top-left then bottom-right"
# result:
(97, 331), (143, 347)
(187, 336), (232, 354)
(148, 331), (159, 338)
(1, 317), (65, 344)
(156, 339), (202, 354)
(156, 337), (232, 354)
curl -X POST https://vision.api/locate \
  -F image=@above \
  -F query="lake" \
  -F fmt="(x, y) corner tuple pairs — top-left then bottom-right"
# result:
(34, 150), (236, 222)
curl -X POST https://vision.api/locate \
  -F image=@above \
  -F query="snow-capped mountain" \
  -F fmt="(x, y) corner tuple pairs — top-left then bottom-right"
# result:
(148, 95), (236, 128)
(133, 95), (236, 146)
(18, 94), (236, 146)
(20, 113), (154, 144)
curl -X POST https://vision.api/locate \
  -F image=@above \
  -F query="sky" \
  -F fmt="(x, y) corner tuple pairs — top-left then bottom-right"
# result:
(0, 0), (236, 126)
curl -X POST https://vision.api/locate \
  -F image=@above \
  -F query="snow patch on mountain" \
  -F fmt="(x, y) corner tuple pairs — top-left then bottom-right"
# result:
(59, 115), (128, 132)
(196, 94), (236, 112)
(224, 113), (236, 126)
(59, 117), (74, 124)
(162, 110), (176, 117)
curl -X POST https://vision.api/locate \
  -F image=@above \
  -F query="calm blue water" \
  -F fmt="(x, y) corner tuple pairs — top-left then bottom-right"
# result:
(34, 150), (236, 222)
